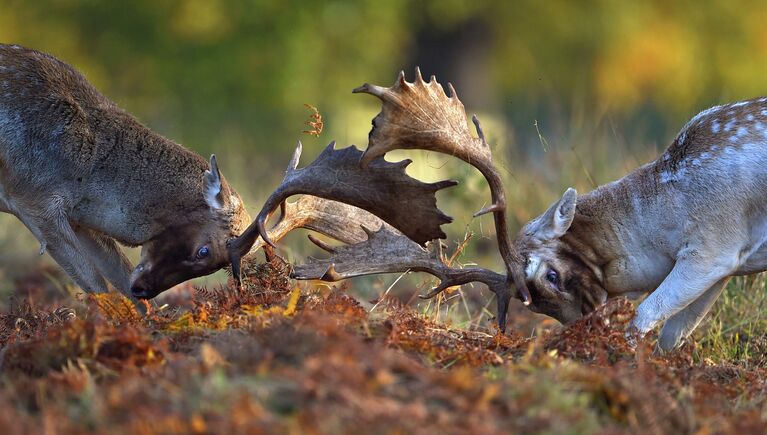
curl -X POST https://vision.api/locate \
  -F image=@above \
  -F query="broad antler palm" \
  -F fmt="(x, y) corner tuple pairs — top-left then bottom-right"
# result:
(228, 69), (529, 331)
(227, 140), (456, 279)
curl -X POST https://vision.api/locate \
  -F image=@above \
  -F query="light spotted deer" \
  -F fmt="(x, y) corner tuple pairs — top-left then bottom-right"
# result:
(0, 44), (250, 302)
(515, 97), (767, 350)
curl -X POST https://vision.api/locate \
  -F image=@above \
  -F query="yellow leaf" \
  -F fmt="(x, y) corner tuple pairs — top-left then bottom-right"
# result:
(90, 293), (142, 321)
(283, 286), (301, 317)
(242, 304), (285, 318)
(166, 312), (195, 332)
(241, 304), (264, 317)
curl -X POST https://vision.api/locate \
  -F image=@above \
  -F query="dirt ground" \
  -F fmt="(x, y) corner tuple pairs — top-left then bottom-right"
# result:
(0, 258), (765, 434)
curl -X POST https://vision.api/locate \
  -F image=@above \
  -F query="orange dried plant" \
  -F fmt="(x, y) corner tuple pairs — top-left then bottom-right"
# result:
(302, 103), (324, 137)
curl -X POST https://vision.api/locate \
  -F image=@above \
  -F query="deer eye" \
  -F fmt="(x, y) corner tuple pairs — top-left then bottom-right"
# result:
(196, 246), (210, 259)
(545, 269), (559, 286)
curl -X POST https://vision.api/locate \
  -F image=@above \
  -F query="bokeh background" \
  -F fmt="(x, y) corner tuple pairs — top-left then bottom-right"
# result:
(1, 0), (767, 327)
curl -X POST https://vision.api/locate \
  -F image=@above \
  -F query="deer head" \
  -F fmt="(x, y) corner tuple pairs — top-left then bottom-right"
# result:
(513, 188), (608, 324)
(130, 155), (251, 299)
(227, 69), (530, 331)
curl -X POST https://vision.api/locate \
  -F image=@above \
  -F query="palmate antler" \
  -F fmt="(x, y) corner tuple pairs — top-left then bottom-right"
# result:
(227, 141), (456, 278)
(229, 195), (392, 280)
(353, 69), (530, 304)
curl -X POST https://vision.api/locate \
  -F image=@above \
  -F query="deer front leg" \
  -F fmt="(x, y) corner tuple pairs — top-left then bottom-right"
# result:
(74, 228), (148, 312)
(632, 255), (731, 337)
(73, 226), (134, 298)
(657, 277), (729, 351)
(31, 212), (110, 295)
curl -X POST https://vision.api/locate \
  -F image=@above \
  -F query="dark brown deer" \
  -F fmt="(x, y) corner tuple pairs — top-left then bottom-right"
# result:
(0, 44), (250, 301)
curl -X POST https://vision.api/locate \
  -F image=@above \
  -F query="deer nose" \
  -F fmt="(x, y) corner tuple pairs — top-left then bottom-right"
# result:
(131, 284), (150, 299)
(130, 263), (151, 298)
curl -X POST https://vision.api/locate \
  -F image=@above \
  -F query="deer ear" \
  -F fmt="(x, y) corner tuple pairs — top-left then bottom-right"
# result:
(530, 188), (577, 240)
(203, 154), (225, 210)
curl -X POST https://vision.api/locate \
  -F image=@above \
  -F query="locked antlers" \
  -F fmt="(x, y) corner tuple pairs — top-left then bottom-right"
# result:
(228, 69), (529, 331)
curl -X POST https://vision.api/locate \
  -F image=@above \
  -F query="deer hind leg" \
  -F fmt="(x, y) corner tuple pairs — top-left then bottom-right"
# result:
(657, 278), (729, 351)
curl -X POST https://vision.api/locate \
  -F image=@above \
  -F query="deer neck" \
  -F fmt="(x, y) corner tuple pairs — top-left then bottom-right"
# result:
(73, 107), (212, 244)
(560, 163), (674, 296)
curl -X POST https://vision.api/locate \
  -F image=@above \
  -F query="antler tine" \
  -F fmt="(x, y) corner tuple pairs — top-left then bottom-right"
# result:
(294, 225), (514, 331)
(414, 66), (424, 83)
(471, 115), (490, 148)
(447, 82), (457, 99)
(257, 140), (307, 247)
(352, 83), (388, 98)
(226, 141), (304, 285)
(353, 70), (532, 305)
(268, 142), (303, 235)
(276, 200), (288, 225)
(397, 70), (407, 87)
(287, 140), (303, 171)
(307, 233), (336, 253)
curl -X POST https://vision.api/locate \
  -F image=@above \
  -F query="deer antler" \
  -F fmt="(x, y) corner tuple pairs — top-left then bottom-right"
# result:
(294, 225), (513, 331)
(227, 141), (457, 281)
(249, 195), (391, 253)
(353, 68), (530, 304)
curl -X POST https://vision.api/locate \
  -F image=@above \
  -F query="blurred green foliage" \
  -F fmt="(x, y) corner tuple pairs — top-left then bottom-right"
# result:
(3, 1), (766, 164)
(1, 0), (767, 282)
